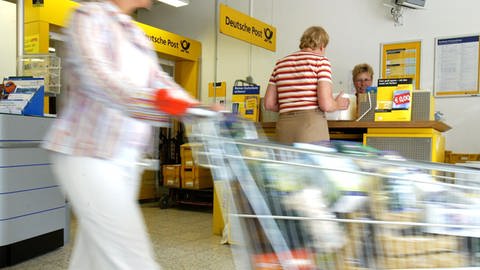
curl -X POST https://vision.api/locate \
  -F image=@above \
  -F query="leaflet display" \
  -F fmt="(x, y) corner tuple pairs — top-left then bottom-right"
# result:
(0, 77), (44, 116)
(374, 78), (413, 122)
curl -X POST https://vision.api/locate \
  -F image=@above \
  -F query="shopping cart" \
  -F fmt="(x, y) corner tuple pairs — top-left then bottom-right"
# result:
(184, 109), (480, 270)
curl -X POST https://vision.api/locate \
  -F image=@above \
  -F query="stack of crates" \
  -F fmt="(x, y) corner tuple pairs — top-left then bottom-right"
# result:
(444, 150), (480, 164)
(162, 164), (181, 188)
(180, 143), (213, 189)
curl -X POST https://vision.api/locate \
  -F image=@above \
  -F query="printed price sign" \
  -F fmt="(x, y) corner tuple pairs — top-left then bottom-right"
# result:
(392, 90), (411, 110)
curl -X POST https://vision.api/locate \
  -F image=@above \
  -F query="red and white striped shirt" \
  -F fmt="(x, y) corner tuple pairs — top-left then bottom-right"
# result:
(269, 51), (332, 113)
(42, 2), (196, 160)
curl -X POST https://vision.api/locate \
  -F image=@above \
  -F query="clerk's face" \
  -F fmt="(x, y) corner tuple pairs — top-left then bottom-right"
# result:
(353, 72), (373, 94)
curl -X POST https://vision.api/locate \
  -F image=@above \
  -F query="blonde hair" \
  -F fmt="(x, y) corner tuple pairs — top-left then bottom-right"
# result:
(299, 26), (329, 50)
(352, 63), (374, 80)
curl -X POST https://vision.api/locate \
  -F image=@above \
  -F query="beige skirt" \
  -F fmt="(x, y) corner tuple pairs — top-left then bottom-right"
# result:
(275, 109), (329, 145)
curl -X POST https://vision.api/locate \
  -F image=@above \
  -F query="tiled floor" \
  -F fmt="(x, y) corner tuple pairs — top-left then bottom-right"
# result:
(4, 203), (235, 270)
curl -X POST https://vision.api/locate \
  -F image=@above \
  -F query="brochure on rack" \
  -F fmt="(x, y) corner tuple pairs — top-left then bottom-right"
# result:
(0, 77), (44, 116)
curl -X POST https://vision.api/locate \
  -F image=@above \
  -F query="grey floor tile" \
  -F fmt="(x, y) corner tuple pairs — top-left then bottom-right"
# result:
(2, 203), (235, 270)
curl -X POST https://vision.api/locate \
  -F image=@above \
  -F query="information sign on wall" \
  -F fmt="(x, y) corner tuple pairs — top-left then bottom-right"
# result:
(434, 35), (480, 96)
(381, 41), (421, 89)
(232, 85), (260, 122)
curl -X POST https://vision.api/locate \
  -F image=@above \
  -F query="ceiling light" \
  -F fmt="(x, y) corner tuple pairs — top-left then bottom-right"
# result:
(157, 0), (189, 7)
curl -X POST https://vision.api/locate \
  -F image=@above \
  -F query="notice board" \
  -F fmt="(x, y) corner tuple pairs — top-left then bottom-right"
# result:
(434, 35), (480, 96)
(381, 41), (421, 90)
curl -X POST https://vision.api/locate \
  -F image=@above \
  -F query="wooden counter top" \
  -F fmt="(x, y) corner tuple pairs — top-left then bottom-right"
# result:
(261, 121), (451, 132)
(327, 120), (451, 132)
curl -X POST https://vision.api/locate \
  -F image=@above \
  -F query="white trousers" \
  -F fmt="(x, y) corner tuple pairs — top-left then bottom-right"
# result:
(50, 152), (160, 270)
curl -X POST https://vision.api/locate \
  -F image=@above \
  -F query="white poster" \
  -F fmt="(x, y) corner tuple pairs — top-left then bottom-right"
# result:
(434, 35), (480, 96)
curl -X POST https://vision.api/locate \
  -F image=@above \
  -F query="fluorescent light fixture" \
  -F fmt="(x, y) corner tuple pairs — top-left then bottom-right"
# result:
(157, 0), (189, 7)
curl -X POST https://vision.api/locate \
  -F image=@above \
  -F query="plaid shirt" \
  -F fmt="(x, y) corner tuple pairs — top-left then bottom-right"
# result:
(42, 2), (196, 159)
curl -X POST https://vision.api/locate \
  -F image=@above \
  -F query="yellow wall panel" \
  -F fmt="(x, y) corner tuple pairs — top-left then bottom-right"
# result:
(24, 0), (201, 60)
(175, 61), (198, 98)
(24, 21), (49, 53)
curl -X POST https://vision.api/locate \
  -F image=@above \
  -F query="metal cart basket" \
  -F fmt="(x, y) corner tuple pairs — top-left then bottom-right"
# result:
(184, 111), (480, 270)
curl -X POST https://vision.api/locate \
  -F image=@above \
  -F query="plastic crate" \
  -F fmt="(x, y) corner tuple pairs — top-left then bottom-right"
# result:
(444, 150), (480, 164)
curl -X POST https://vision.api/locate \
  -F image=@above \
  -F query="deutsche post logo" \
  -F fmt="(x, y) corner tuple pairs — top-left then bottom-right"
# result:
(181, 40), (191, 53)
(264, 28), (273, 43)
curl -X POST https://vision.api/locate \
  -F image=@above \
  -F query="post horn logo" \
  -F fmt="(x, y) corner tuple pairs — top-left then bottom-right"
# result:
(181, 40), (191, 53)
(264, 28), (273, 43)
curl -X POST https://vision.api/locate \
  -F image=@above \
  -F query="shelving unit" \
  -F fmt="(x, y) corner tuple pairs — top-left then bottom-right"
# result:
(159, 143), (214, 209)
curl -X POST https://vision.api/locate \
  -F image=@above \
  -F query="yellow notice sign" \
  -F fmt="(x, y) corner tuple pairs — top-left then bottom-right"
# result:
(208, 82), (226, 97)
(219, 4), (276, 52)
(24, 34), (40, 53)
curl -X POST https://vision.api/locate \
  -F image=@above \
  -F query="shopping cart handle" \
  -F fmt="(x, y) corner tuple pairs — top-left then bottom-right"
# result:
(185, 107), (221, 118)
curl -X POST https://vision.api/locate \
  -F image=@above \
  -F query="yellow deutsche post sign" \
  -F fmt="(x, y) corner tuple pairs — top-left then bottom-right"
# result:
(219, 4), (276, 52)
(136, 22), (201, 61)
(24, 0), (201, 60)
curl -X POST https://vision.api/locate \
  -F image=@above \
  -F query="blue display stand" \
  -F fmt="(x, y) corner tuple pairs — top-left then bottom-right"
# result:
(22, 86), (44, 117)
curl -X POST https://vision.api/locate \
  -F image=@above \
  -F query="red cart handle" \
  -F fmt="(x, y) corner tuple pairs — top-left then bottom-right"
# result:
(154, 88), (197, 116)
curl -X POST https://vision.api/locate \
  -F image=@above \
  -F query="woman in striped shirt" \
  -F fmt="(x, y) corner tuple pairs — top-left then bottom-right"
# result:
(264, 26), (350, 144)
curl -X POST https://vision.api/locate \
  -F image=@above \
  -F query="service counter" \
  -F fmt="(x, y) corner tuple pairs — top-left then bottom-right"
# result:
(261, 120), (451, 162)
(0, 114), (68, 267)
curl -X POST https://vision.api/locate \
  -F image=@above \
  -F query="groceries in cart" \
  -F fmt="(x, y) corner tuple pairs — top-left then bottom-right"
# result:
(184, 112), (480, 269)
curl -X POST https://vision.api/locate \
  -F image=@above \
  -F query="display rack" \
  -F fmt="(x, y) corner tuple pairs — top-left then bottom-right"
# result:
(19, 54), (61, 94)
